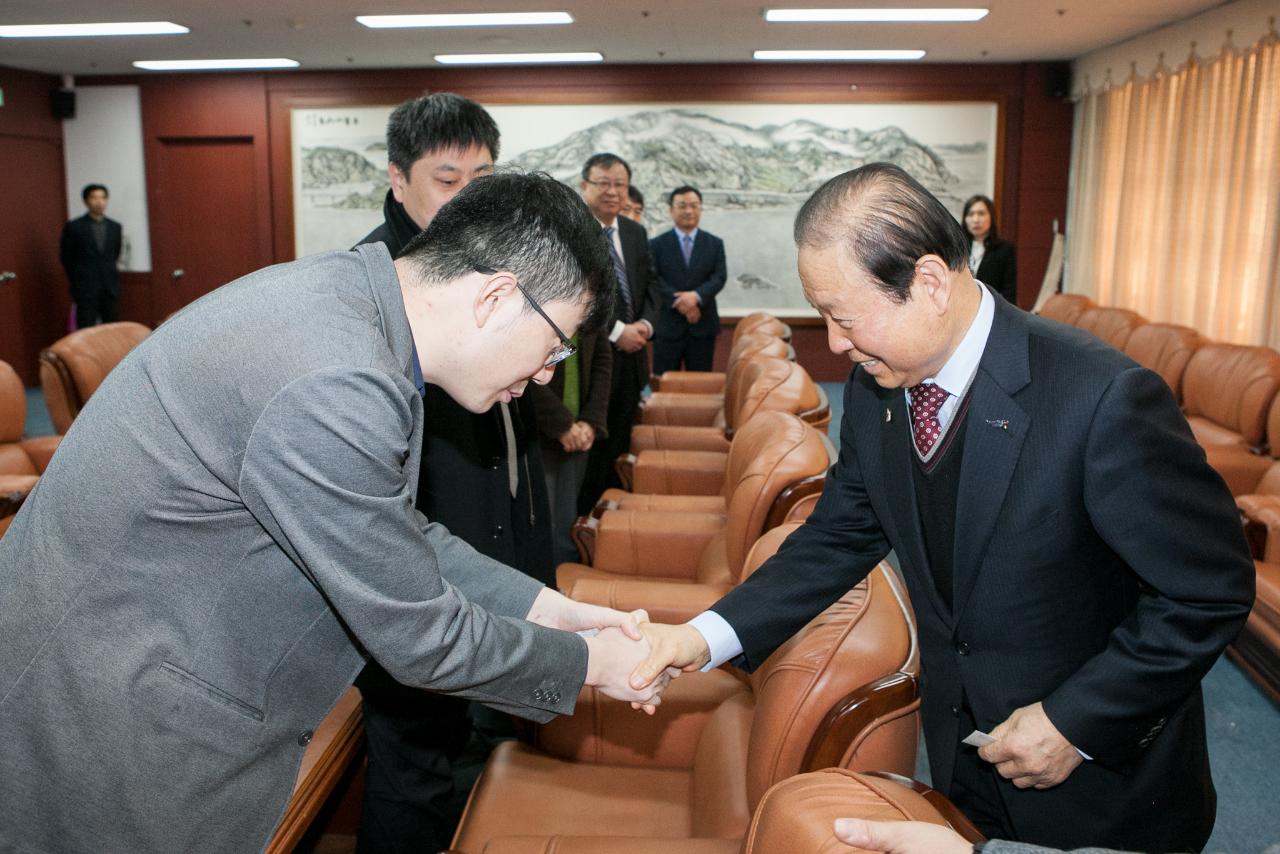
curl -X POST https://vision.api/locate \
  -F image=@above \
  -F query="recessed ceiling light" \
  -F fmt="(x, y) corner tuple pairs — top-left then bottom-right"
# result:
(133, 58), (300, 70)
(0, 22), (189, 38)
(753, 49), (926, 61)
(433, 52), (604, 65)
(765, 8), (988, 22)
(357, 12), (573, 28)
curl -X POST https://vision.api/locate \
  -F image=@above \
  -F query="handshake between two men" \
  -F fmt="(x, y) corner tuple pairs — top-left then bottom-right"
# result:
(527, 588), (712, 713)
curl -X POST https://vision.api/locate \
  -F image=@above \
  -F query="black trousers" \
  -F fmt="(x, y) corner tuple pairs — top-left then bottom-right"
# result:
(945, 703), (1018, 842)
(74, 290), (119, 327)
(354, 663), (473, 854)
(578, 351), (644, 514)
(653, 334), (716, 375)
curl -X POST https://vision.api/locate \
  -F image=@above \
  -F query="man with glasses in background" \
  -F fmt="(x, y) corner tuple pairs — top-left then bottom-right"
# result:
(576, 153), (660, 511)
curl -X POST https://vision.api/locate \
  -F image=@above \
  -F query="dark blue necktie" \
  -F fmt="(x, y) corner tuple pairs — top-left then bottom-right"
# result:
(603, 226), (634, 322)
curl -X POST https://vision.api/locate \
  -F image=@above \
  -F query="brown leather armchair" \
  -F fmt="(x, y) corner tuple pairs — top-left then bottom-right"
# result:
(630, 356), (827, 457)
(1122, 322), (1203, 403)
(637, 345), (829, 437)
(38, 321), (150, 435)
(1181, 344), (1280, 494)
(0, 360), (61, 520)
(1230, 471), (1280, 701)
(1075, 306), (1145, 350)
(650, 328), (794, 396)
(450, 549), (920, 854)
(1037, 293), (1095, 325)
(651, 314), (793, 395)
(567, 412), (834, 585)
(740, 768), (983, 853)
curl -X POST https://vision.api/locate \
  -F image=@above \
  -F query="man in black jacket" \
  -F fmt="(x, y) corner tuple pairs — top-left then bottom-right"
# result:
(60, 183), (123, 327)
(354, 92), (555, 854)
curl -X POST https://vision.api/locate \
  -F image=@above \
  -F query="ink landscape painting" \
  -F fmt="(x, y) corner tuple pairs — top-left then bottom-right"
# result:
(292, 101), (997, 315)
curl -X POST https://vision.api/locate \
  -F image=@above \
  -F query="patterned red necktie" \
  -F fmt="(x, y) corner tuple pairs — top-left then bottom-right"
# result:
(908, 382), (950, 456)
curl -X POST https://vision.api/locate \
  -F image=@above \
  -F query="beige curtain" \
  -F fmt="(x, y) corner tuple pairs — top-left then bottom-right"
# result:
(1066, 31), (1280, 347)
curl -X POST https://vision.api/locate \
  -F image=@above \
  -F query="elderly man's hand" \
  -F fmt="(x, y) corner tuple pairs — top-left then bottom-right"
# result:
(616, 322), (650, 353)
(629, 622), (712, 690)
(585, 627), (673, 713)
(978, 701), (1083, 789)
(833, 818), (971, 854)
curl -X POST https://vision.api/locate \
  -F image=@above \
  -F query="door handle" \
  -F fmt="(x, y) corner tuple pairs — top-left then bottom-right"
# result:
(0, 271), (16, 282)
(172, 269), (185, 280)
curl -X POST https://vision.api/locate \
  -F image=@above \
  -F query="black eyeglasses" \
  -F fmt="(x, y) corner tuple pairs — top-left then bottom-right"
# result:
(474, 265), (577, 368)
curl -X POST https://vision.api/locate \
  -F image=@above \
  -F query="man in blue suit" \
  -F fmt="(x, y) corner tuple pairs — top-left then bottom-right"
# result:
(648, 185), (727, 374)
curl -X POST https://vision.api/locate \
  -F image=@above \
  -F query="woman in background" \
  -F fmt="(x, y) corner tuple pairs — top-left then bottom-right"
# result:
(963, 194), (1017, 304)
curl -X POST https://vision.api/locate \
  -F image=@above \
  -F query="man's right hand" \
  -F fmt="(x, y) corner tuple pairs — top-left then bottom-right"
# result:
(616, 322), (649, 353)
(629, 622), (712, 690)
(584, 627), (673, 713)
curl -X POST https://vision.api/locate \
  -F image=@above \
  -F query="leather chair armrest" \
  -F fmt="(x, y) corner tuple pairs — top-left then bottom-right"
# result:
(650, 371), (727, 394)
(639, 394), (724, 427)
(633, 450), (727, 495)
(594, 511), (724, 578)
(19, 436), (62, 473)
(630, 424), (732, 455)
(567, 578), (733, 624)
(265, 687), (364, 854)
(1238, 494), (1280, 562)
(478, 838), (739, 854)
(533, 669), (744, 769)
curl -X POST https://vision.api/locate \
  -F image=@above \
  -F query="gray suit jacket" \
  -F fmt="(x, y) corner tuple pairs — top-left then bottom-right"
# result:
(0, 243), (586, 853)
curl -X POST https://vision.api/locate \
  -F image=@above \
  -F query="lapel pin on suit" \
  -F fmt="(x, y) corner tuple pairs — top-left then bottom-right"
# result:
(985, 418), (1010, 430)
(885, 408), (892, 423)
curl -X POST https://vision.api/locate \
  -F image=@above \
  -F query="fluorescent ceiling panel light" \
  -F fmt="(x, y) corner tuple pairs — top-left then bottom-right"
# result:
(765, 8), (988, 22)
(357, 12), (573, 28)
(0, 21), (189, 37)
(754, 49), (925, 60)
(434, 52), (603, 64)
(133, 58), (300, 70)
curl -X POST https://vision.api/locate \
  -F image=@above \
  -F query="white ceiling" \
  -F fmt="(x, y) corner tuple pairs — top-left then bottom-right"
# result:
(0, 0), (1229, 76)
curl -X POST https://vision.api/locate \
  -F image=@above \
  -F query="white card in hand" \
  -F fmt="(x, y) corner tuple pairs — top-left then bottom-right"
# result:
(962, 729), (996, 748)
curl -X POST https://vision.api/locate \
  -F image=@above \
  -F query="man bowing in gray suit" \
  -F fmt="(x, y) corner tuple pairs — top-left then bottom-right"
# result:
(0, 172), (672, 854)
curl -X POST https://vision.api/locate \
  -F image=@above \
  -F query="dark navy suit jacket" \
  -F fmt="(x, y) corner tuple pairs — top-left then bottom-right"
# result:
(649, 228), (727, 340)
(710, 290), (1253, 852)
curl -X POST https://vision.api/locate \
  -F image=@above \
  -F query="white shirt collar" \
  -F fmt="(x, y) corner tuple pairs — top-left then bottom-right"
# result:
(918, 279), (995, 399)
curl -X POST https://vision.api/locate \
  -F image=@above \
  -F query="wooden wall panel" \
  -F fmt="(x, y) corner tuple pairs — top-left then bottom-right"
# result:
(0, 65), (69, 387)
(78, 61), (1073, 379)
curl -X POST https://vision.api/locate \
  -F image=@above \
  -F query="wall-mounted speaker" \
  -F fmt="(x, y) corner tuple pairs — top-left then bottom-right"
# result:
(1044, 62), (1071, 101)
(51, 89), (76, 120)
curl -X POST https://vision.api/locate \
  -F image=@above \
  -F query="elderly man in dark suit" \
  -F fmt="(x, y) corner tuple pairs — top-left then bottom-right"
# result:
(577, 153), (660, 511)
(632, 163), (1254, 853)
(649, 185), (727, 374)
(59, 182), (123, 326)
(0, 173), (671, 854)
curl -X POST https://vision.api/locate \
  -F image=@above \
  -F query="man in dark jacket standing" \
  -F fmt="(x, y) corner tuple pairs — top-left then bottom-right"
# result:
(60, 183), (122, 327)
(354, 92), (554, 853)
(648, 185), (727, 374)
